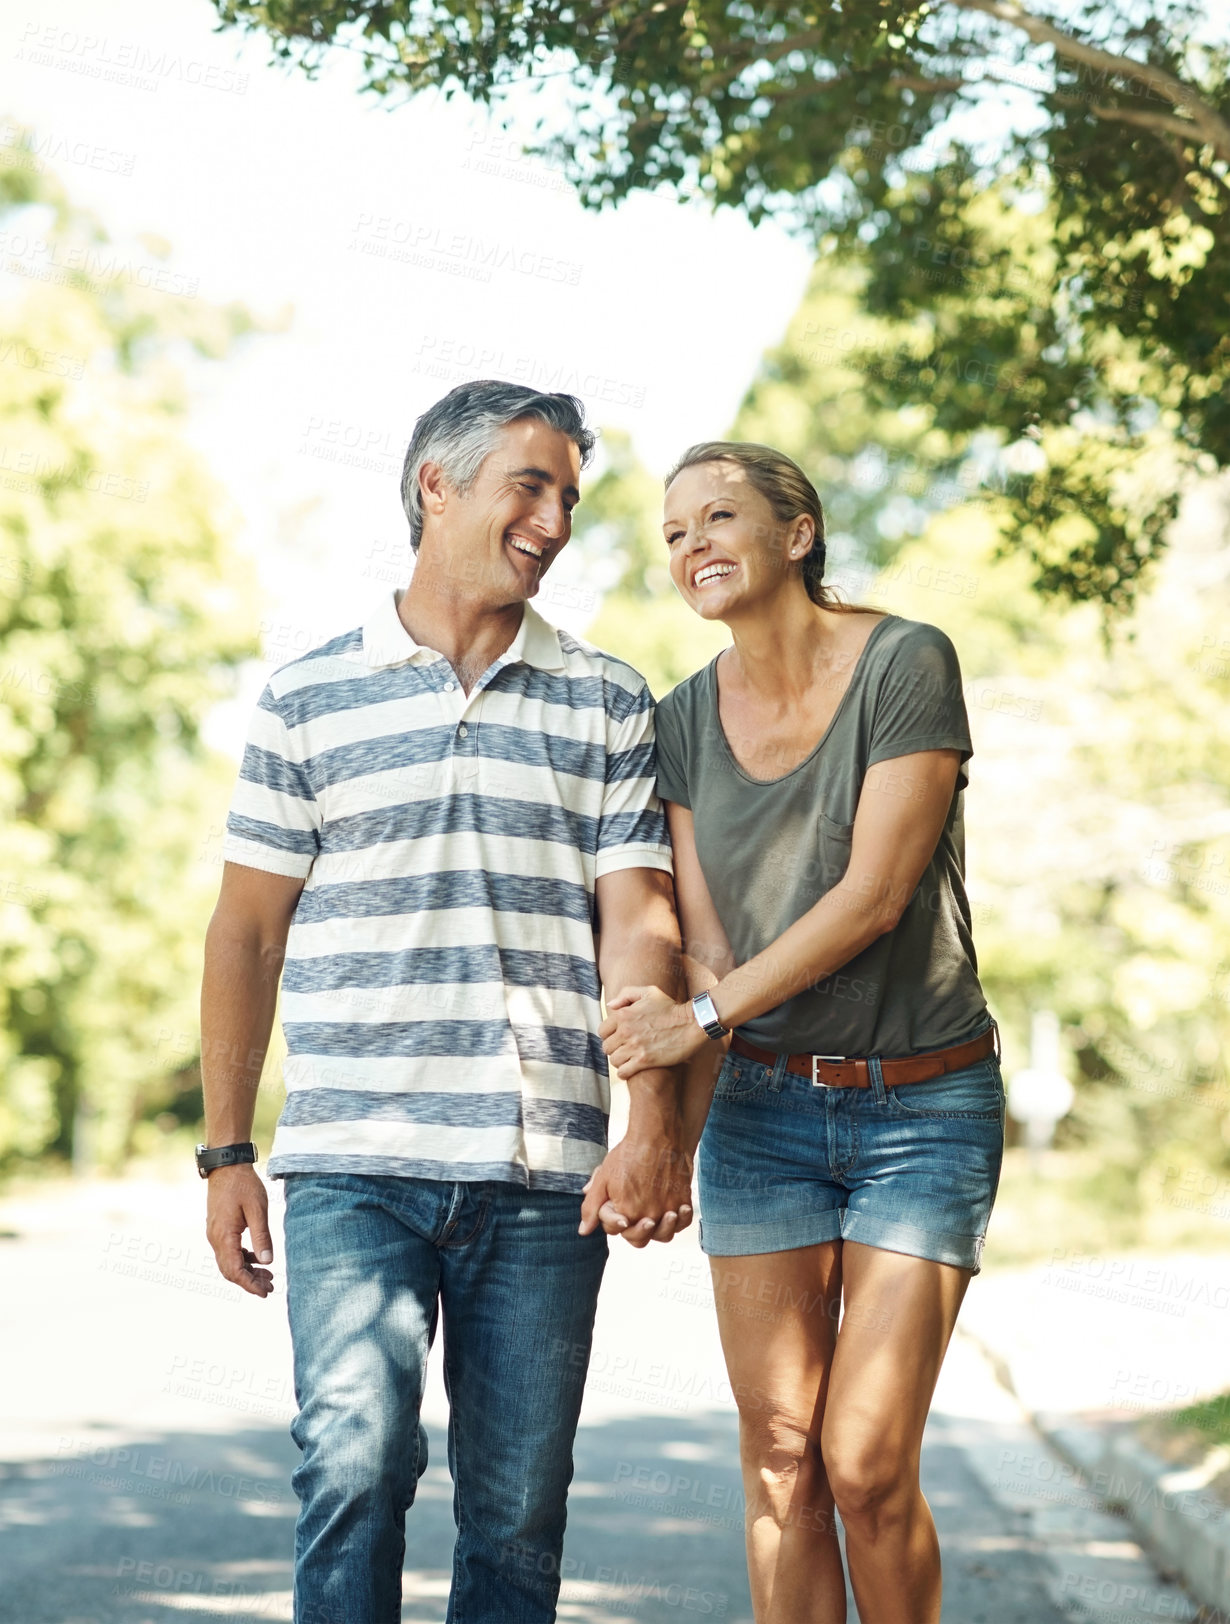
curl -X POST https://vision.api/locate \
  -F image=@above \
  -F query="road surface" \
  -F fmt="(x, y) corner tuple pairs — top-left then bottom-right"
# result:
(0, 1173), (1200, 1623)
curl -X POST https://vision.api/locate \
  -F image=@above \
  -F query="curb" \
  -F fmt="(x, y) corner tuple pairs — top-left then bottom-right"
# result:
(965, 1332), (1230, 1616)
(1065, 1422), (1230, 1618)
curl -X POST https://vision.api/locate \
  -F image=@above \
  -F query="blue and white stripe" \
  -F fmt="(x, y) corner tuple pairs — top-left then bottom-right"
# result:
(223, 592), (672, 1191)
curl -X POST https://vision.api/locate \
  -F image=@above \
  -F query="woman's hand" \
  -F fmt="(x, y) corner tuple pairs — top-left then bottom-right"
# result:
(599, 986), (706, 1077)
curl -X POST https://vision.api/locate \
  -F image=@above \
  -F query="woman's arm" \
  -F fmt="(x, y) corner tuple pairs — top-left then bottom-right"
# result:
(712, 748), (961, 1028)
(601, 748), (963, 1076)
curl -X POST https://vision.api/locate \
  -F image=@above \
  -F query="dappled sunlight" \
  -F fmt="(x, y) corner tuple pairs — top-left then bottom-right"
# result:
(4, 8), (1227, 1620)
(1, 1174), (1208, 1621)
(123, 1590), (292, 1618)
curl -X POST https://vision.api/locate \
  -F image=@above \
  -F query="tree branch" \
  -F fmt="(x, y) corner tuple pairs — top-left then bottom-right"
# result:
(752, 71), (967, 108)
(887, 74), (970, 95)
(1051, 95), (1229, 151)
(944, 0), (1230, 160)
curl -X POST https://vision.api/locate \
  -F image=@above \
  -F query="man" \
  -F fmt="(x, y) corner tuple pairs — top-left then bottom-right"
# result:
(199, 380), (694, 1624)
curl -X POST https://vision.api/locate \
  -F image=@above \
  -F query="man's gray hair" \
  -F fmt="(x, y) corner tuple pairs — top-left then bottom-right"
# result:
(400, 380), (596, 551)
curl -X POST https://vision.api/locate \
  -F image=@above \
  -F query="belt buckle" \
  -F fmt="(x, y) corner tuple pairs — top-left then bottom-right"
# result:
(811, 1054), (845, 1088)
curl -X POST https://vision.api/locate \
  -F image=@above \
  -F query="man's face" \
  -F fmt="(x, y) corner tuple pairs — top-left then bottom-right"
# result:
(420, 416), (582, 604)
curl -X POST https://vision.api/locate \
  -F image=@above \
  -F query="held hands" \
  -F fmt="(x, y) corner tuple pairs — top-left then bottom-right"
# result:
(599, 986), (706, 1079)
(590, 984), (705, 1246)
(579, 1135), (695, 1247)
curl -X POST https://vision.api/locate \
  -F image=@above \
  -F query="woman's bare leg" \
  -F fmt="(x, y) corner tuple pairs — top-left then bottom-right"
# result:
(820, 1241), (973, 1624)
(710, 1242), (846, 1623)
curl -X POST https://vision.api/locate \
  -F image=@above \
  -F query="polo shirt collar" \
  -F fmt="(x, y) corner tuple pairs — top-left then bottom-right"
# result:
(359, 590), (431, 668)
(516, 601), (567, 672)
(359, 591), (566, 673)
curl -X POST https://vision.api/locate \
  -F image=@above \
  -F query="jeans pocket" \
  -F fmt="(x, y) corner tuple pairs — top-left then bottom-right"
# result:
(712, 1054), (764, 1101)
(887, 1059), (1005, 1118)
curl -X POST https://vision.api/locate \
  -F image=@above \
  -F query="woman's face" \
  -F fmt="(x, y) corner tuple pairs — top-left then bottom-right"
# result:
(663, 460), (809, 620)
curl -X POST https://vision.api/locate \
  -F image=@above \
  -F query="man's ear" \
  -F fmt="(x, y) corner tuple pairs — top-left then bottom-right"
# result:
(418, 459), (450, 518)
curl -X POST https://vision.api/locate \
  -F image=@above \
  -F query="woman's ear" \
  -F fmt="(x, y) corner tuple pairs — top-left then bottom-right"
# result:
(788, 514), (815, 559)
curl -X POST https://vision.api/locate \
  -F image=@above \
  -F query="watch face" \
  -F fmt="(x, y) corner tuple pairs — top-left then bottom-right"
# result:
(693, 992), (723, 1035)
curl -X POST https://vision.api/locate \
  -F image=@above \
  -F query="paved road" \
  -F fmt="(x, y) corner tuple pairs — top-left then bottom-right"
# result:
(0, 1173), (1199, 1623)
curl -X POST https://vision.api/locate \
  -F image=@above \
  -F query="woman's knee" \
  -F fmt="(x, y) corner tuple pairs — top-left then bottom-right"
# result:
(821, 1432), (913, 1525)
(738, 1407), (831, 1519)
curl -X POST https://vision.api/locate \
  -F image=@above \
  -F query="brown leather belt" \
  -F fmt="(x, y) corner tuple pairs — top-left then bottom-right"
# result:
(729, 1022), (998, 1089)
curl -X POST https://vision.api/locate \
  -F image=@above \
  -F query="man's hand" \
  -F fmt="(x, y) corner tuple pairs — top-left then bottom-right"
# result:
(579, 1136), (694, 1248)
(205, 1165), (275, 1298)
(600, 985), (706, 1078)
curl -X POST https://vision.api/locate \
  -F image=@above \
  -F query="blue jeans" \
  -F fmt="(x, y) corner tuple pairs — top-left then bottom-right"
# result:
(282, 1174), (608, 1624)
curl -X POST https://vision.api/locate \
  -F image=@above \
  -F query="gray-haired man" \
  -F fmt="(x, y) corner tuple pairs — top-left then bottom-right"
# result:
(199, 381), (693, 1623)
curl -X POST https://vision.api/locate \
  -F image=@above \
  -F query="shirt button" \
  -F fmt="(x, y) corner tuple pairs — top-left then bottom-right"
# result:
(444, 681), (455, 692)
(458, 724), (469, 738)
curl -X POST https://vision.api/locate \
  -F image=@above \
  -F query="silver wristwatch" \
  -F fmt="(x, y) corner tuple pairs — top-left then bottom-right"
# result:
(691, 990), (728, 1041)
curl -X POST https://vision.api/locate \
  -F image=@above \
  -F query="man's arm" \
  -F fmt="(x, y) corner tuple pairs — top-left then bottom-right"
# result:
(200, 860), (305, 1298)
(663, 800), (734, 1154)
(580, 866), (693, 1246)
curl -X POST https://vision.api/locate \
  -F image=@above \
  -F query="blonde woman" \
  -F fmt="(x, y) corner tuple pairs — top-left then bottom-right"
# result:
(596, 442), (1005, 1623)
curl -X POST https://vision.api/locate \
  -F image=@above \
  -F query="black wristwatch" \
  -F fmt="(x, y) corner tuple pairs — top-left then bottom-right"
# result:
(195, 1141), (258, 1179)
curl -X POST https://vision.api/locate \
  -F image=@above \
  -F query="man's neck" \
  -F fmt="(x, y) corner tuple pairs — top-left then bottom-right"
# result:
(396, 572), (527, 696)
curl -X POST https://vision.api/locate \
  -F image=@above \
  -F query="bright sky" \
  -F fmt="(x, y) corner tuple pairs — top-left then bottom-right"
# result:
(3, 0), (814, 750)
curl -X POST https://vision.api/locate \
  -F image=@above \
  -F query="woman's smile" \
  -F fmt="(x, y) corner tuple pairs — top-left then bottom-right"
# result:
(693, 559), (738, 589)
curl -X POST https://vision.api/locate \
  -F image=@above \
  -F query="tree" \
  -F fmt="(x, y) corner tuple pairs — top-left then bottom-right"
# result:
(579, 261), (1023, 695)
(844, 475), (1230, 1254)
(212, 0), (1229, 609)
(738, 257), (1230, 1240)
(571, 249), (1230, 1252)
(0, 132), (262, 1172)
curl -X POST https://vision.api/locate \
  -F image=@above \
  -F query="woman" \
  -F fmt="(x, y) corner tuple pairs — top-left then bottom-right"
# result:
(598, 441), (1005, 1624)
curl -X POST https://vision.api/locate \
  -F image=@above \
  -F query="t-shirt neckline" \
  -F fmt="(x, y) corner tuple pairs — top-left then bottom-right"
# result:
(706, 613), (899, 787)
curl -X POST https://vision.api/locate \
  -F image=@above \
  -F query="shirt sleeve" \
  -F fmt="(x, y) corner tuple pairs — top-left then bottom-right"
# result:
(652, 689), (691, 809)
(596, 676), (674, 879)
(867, 622), (974, 791)
(221, 684), (322, 879)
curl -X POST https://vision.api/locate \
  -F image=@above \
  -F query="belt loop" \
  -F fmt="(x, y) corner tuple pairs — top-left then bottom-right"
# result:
(768, 1050), (789, 1093)
(867, 1055), (888, 1105)
(990, 1017), (1002, 1064)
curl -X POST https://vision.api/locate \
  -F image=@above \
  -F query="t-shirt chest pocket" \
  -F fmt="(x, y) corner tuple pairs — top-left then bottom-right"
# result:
(814, 812), (854, 892)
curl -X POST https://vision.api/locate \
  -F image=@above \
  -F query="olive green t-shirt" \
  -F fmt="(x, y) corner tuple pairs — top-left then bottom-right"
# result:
(653, 613), (989, 1057)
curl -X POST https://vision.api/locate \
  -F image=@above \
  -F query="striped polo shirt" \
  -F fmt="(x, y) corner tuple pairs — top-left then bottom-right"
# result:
(223, 590), (673, 1191)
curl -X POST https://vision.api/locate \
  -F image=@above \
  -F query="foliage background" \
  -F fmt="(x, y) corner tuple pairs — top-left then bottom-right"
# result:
(214, 0), (1230, 611)
(0, 135), (262, 1174)
(3, 105), (1228, 1264)
(577, 261), (1230, 1259)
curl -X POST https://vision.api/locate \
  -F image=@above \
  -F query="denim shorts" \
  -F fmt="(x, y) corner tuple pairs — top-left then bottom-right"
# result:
(697, 1036), (1006, 1274)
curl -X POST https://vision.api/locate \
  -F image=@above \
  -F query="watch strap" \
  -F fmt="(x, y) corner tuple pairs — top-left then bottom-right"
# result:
(195, 1141), (258, 1178)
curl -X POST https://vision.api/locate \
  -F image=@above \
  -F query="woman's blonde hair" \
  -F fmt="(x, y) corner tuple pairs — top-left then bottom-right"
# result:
(664, 440), (850, 609)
